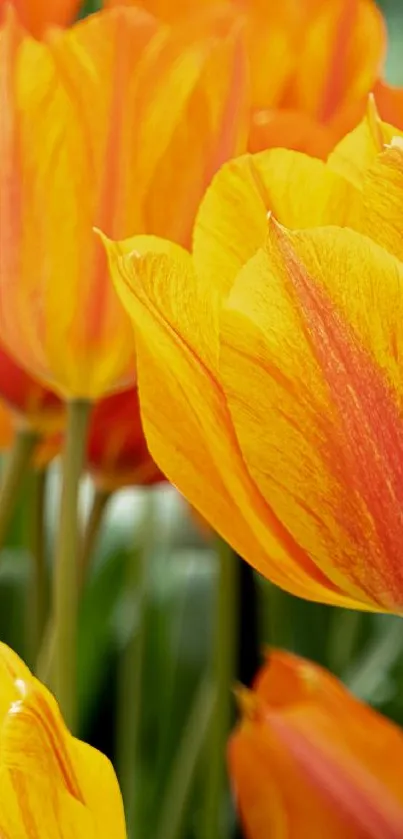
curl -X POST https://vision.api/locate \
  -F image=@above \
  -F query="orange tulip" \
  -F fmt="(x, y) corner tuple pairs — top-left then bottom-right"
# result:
(0, 641), (126, 837)
(0, 6), (247, 399)
(104, 110), (403, 612)
(107, 0), (385, 156)
(0, 0), (81, 37)
(229, 650), (403, 839)
(87, 388), (164, 490)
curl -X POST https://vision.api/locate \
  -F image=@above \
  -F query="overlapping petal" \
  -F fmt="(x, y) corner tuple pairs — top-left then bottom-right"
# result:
(221, 223), (403, 611)
(105, 234), (374, 607)
(229, 651), (403, 838)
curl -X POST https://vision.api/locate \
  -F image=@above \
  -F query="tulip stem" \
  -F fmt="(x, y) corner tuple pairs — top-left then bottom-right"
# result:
(201, 538), (239, 839)
(0, 426), (39, 549)
(29, 467), (48, 664)
(156, 677), (215, 839)
(116, 489), (157, 837)
(53, 399), (91, 733)
(80, 487), (112, 586)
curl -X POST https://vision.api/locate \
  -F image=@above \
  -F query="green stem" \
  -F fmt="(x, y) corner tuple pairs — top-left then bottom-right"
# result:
(80, 487), (111, 587)
(0, 426), (39, 548)
(157, 677), (215, 839)
(116, 489), (157, 838)
(201, 538), (239, 839)
(30, 468), (48, 666)
(53, 399), (91, 733)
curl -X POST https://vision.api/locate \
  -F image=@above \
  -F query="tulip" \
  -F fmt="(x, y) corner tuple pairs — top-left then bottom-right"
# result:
(107, 0), (386, 156)
(103, 110), (403, 613)
(229, 650), (403, 838)
(87, 388), (164, 492)
(0, 640), (126, 837)
(0, 0), (81, 37)
(0, 5), (247, 400)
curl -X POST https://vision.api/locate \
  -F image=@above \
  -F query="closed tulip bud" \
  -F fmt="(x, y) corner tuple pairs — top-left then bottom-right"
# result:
(229, 650), (403, 839)
(0, 5), (247, 399)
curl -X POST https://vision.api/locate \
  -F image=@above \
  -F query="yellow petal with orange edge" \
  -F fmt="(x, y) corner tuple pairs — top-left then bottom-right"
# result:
(220, 223), (403, 612)
(328, 103), (403, 187)
(104, 232), (378, 608)
(193, 147), (357, 304)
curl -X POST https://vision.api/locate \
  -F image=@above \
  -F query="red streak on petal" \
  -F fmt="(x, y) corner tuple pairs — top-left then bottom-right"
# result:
(273, 224), (403, 605)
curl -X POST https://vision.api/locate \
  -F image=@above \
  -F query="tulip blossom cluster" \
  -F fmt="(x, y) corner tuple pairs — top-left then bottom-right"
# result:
(1, 0), (403, 837)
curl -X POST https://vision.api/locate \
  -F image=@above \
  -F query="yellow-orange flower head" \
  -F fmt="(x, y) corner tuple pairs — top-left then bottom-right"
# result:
(104, 106), (403, 614)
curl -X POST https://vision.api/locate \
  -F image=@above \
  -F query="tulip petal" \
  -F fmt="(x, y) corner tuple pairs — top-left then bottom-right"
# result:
(0, 676), (125, 839)
(221, 223), (403, 611)
(230, 650), (403, 839)
(105, 233), (375, 606)
(193, 148), (357, 304)
(356, 145), (403, 263)
(283, 0), (385, 123)
(328, 105), (402, 187)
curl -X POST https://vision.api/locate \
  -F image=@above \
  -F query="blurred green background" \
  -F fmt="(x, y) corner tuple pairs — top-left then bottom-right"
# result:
(2, 1), (403, 838)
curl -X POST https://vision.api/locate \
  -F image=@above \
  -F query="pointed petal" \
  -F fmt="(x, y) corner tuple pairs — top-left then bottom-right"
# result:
(221, 223), (403, 611)
(193, 148), (357, 301)
(328, 106), (403, 187)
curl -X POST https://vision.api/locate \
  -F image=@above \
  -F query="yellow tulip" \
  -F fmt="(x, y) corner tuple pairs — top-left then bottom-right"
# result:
(0, 642), (126, 838)
(0, 5), (247, 399)
(104, 110), (403, 612)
